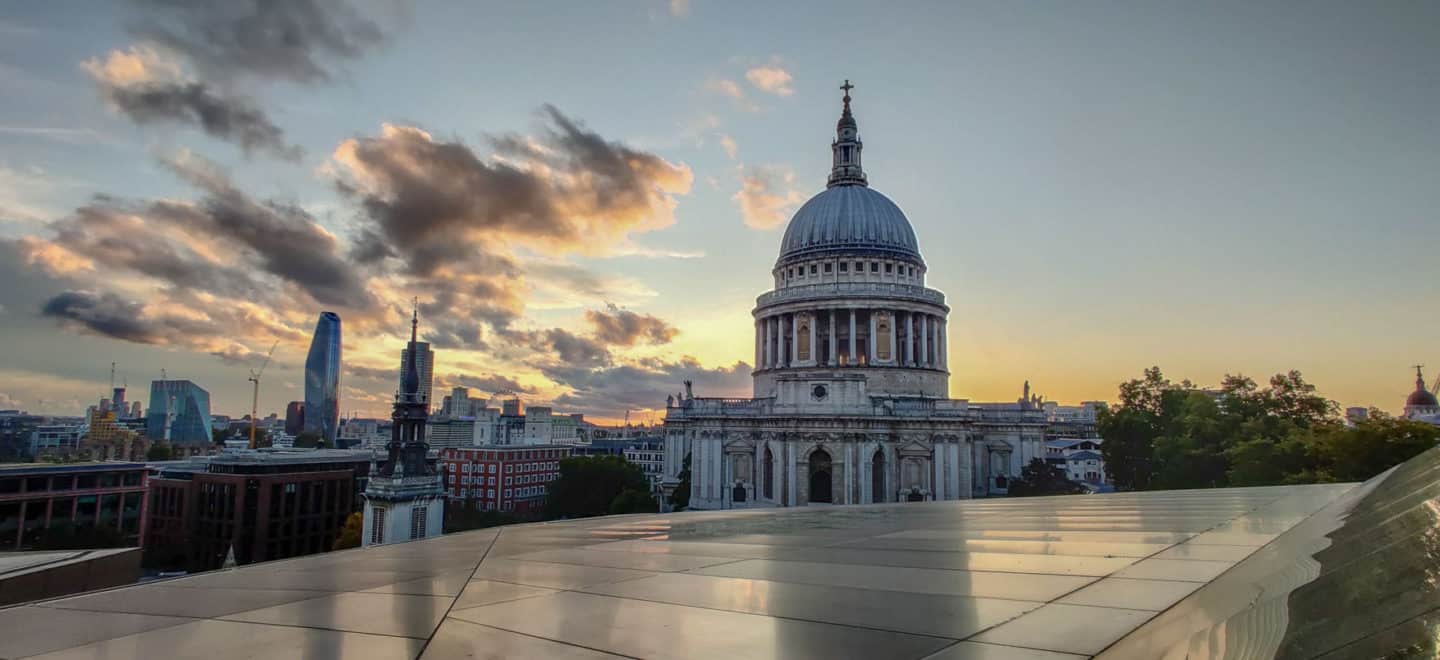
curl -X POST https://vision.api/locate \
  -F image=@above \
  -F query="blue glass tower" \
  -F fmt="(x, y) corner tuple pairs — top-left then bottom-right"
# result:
(145, 380), (213, 445)
(303, 311), (342, 445)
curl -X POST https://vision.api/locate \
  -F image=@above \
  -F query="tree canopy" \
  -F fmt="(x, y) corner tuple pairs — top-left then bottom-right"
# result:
(546, 455), (655, 518)
(1098, 366), (1437, 491)
(668, 453), (692, 511)
(1008, 458), (1086, 496)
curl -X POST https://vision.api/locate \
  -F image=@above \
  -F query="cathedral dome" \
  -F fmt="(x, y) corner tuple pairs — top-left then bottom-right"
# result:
(778, 185), (921, 265)
(1407, 389), (1438, 408)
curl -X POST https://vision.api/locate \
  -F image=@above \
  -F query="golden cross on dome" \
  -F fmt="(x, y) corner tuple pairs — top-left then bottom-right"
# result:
(840, 79), (854, 98)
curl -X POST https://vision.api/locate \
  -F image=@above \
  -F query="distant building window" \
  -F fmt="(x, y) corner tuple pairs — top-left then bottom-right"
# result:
(370, 507), (386, 544)
(855, 261), (863, 271)
(824, 263), (832, 273)
(885, 263), (893, 273)
(809, 264), (817, 275)
(839, 262), (848, 273)
(410, 507), (427, 540)
(870, 262), (879, 272)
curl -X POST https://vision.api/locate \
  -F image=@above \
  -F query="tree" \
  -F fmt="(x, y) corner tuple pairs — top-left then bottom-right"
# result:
(1008, 458), (1085, 496)
(668, 453), (692, 511)
(1312, 414), (1439, 482)
(146, 443), (173, 461)
(444, 506), (523, 533)
(333, 512), (363, 551)
(212, 428), (230, 445)
(609, 488), (659, 514)
(546, 455), (652, 519)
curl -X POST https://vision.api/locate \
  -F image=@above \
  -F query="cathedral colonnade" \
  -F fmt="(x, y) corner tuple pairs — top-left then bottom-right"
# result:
(753, 308), (947, 372)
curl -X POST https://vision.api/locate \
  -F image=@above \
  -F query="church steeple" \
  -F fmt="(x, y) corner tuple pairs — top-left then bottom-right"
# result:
(827, 79), (868, 188)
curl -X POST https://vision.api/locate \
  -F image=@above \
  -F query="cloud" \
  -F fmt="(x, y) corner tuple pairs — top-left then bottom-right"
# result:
(717, 133), (738, 160)
(545, 356), (752, 417)
(703, 77), (758, 112)
(40, 290), (209, 345)
(533, 328), (612, 368)
(745, 64), (794, 96)
(0, 392), (20, 409)
(435, 372), (532, 396)
(733, 164), (805, 230)
(126, 0), (390, 84)
(668, 0), (690, 17)
(586, 304), (678, 347)
(82, 47), (300, 160)
(332, 109), (692, 276)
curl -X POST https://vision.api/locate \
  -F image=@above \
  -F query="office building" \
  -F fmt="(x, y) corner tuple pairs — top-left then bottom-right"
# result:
(303, 312), (342, 445)
(399, 341), (435, 409)
(144, 380), (212, 445)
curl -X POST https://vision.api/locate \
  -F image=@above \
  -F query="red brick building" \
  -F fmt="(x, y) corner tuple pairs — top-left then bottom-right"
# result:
(440, 445), (571, 513)
(0, 462), (149, 550)
(144, 449), (371, 571)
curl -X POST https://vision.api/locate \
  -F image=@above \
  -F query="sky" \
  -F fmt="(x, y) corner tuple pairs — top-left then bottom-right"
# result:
(1, 0), (1437, 423)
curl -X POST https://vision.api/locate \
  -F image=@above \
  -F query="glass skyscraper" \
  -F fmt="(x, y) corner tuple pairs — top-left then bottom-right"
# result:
(145, 380), (212, 445)
(304, 311), (342, 445)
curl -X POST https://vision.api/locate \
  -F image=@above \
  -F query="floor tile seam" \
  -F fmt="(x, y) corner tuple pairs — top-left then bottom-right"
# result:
(4, 607), (199, 658)
(16, 604), (436, 645)
(527, 587), (969, 643)
(156, 581), (430, 595)
(1085, 487), (1352, 658)
(500, 555), (739, 572)
(694, 557), (1140, 580)
(439, 618), (641, 659)
(449, 589), (566, 614)
(574, 572), (1055, 610)
(671, 569), (1072, 602)
(807, 545), (1162, 559)
(413, 522), (505, 658)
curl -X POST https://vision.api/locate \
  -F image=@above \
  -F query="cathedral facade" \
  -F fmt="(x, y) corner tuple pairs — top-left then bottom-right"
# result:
(663, 83), (1047, 509)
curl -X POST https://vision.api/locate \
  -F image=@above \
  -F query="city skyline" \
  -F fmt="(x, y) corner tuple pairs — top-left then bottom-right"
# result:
(1, 2), (1438, 423)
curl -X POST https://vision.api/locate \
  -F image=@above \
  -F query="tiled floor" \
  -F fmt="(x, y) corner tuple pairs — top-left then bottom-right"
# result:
(0, 483), (1360, 659)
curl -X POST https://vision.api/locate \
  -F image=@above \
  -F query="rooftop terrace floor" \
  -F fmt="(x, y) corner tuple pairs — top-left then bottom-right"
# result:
(0, 452), (1433, 659)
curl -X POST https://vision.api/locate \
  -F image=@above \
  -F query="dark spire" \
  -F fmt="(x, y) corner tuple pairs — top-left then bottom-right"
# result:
(1417, 365), (1427, 392)
(827, 79), (868, 188)
(402, 304), (420, 398)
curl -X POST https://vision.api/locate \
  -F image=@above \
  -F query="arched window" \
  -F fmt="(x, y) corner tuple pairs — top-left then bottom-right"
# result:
(808, 448), (832, 504)
(797, 319), (811, 361)
(763, 447), (774, 500)
(871, 449), (885, 503)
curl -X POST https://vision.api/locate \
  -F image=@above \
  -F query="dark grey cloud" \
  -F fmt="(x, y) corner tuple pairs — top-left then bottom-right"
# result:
(585, 303), (677, 347)
(333, 106), (691, 275)
(534, 329), (611, 368)
(546, 357), (752, 417)
(41, 290), (210, 345)
(101, 81), (301, 160)
(128, 0), (389, 84)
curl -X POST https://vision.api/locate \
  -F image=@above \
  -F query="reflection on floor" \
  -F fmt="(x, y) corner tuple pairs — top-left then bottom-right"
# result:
(0, 449), (1433, 660)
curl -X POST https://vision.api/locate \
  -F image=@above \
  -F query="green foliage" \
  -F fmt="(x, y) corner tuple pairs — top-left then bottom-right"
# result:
(332, 512), (363, 551)
(145, 442), (173, 461)
(444, 505), (524, 533)
(1099, 366), (1435, 491)
(1008, 458), (1086, 496)
(668, 453), (692, 511)
(609, 488), (659, 514)
(546, 455), (652, 519)
(212, 427), (230, 444)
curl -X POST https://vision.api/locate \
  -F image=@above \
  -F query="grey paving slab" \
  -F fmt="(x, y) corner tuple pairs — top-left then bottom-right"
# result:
(360, 571), (477, 596)
(0, 606), (190, 659)
(694, 558), (1096, 601)
(875, 529), (1197, 545)
(38, 584), (331, 618)
(162, 567), (437, 593)
(469, 558), (659, 589)
(451, 579), (559, 611)
(836, 537), (1175, 558)
(452, 591), (955, 660)
(424, 617), (628, 659)
(1111, 558), (1236, 582)
(24, 618), (426, 660)
(583, 571), (1040, 639)
(1056, 577), (1203, 611)
(922, 641), (1088, 660)
(1148, 543), (1260, 561)
(971, 603), (1158, 655)
(507, 547), (742, 572)
(222, 591), (453, 639)
(1183, 530), (1280, 546)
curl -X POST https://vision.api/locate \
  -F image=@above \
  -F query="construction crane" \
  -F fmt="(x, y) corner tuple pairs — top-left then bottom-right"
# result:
(248, 341), (279, 450)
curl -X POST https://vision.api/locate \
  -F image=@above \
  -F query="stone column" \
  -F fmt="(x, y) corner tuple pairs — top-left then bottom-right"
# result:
(888, 311), (897, 364)
(763, 316), (772, 369)
(902, 312), (912, 366)
(848, 309), (857, 365)
(919, 314), (929, 368)
(938, 318), (947, 370)
(789, 313), (798, 367)
(808, 314), (817, 366)
(754, 319), (761, 369)
(868, 311), (878, 364)
(828, 310), (837, 366)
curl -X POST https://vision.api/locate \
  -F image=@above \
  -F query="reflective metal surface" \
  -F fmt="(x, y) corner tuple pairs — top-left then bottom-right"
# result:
(7, 464), (1432, 659)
